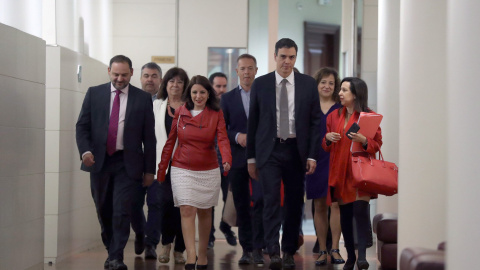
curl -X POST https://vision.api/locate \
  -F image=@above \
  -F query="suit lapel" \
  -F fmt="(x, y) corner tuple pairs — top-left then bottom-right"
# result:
(101, 84), (112, 127)
(294, 72), (303, 121)
(269, 72), (277, 120)
(125, 84), (136, 126)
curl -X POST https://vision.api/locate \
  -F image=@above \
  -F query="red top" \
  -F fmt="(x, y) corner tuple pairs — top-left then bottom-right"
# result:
(157, 105), (232, 182)
(322, 108), (382, 203)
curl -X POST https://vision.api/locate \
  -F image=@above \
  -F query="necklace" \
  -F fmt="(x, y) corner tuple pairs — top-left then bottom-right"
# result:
(167, 100), (183, 118)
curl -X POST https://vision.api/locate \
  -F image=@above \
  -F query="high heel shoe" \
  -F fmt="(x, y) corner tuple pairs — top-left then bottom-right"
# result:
(357, 259), (369, 270)
(196, 264), (207, 269)
(330, 249), (345, 264)
(315, 250), (327, 266)
(184, 256), (197, 270)
(343, 258), (355, 270)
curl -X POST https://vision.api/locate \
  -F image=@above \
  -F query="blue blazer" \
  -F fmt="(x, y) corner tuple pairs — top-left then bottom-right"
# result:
(76, 83), (156, 180)
(220, 86), (249, 169)
(246, 71), (322, 169)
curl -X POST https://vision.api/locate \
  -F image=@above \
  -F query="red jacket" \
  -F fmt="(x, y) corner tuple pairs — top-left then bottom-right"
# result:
(157, 105), (232, 182)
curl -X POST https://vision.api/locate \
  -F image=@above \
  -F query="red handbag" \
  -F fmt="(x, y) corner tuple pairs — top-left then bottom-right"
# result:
(351, 150), (398, 196)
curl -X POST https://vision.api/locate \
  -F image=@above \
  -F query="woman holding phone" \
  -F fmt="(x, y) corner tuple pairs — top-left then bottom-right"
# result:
(323, 77), (382, 270)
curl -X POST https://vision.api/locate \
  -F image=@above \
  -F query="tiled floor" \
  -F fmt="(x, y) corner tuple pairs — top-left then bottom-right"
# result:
(46, 235), (381, 270)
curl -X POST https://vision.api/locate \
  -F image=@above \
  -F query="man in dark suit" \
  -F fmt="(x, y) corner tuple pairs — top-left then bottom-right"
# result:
(76, 55), (156, 270)
(207, 72), (238, 249)
(247, 39), (321, 269)
(220, 54), (264, 265)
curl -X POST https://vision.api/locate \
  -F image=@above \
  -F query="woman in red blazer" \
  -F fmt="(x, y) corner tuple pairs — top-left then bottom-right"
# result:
(157, 75), (232, 270)
(322, 77), (382, 270)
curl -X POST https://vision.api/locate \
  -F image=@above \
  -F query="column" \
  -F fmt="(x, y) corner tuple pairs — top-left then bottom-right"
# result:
(398, 0), (447, 254)
(446, 0), (480, 268)
(376, 0), (399, 214)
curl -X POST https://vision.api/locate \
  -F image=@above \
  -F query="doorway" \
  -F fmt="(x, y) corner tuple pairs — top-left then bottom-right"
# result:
(304, 22), (340, 77)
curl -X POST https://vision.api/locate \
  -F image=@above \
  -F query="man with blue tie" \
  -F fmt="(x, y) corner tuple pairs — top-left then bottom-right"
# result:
(247, 39), (321, 269)
(76, 55), (156, 270)
(220, 54), (266, 265)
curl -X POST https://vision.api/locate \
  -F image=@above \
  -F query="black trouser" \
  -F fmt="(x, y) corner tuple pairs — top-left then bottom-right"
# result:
(209, 174), (231, 241)
(131, 169), (185, 251)
(90, 151), (140, 261)
(251, 179), (265, 250)
(258, 141), (305, 256)
(229, 166), (254, 252)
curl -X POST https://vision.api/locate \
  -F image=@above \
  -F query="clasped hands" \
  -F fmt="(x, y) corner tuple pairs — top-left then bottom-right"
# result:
(326, 132), (367, 145)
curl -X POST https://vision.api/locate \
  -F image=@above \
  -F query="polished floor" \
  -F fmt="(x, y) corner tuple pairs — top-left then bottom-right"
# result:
(46, 235), (381, 270)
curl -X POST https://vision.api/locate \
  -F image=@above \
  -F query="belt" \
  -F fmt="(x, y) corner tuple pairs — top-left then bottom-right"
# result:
(274, 137), (297, 144)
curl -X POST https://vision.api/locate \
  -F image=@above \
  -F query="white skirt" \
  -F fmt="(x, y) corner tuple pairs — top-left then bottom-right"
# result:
(170, 166), (221, 209)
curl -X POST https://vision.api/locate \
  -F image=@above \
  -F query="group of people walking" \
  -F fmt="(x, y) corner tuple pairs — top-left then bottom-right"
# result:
(76, 37), (382, 270)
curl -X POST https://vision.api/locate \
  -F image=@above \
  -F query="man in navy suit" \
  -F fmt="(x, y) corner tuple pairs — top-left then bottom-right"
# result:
(76, 55), (156, 270)
(247, 39), (321, 269)
(207, 72), (238, 249)
(220, 54), (264, 265)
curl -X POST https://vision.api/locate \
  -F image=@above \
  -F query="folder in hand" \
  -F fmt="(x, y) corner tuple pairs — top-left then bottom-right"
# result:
(351, 112), (383, 153)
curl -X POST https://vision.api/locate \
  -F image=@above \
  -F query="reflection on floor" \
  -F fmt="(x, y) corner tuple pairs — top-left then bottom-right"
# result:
(46, 235), (380, 270)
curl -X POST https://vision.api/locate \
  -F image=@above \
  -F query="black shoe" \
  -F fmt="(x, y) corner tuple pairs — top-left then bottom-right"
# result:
(144, 245), (157, 259)
(282, 253), (295, 269)
(184, 264), (195, 270)
(109, 259), (127, 270)
(134, 234), (145, 255)
(315, 250), (327, 266)
(357, 259), (370, 270)
(238, 251), (253, 264)
(343, 258), (355, 270)
(330, 249), (345, 264)
(196, 264), (208, 269)
(207, 240), (214, 249)
(268, 254), (282, 270)
(252, 249), (265, 265)
(104, 258), (110, 269)
(222, 230), (237, 246)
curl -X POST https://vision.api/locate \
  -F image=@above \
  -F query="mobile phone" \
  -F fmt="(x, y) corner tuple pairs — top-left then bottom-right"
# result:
(346, 123), (360, 139)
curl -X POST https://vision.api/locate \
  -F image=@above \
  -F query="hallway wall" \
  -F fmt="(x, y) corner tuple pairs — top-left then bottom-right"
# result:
(0, 23), (46, 270)
(44, 46), (108, 264)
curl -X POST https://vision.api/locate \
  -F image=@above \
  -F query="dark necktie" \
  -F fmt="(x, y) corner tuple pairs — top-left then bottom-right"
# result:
(106, 90), (121, 155)
(279, 79), (289, 140)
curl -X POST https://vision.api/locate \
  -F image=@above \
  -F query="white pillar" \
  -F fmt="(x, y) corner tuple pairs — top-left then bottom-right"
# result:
(376, 0), (399, 214)
(446, 0), (480, 268)
(398, 0), (447, 254)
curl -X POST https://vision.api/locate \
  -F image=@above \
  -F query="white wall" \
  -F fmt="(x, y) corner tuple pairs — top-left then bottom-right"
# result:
(0, 0), (43, 38)
(112, 0), (177, 88)
(0, 23), (46, 270)
(360, 0), (378, 111)
(178, 0), (249, 77)
(44, 46), (108, 264)
(54, 0), (113, 65)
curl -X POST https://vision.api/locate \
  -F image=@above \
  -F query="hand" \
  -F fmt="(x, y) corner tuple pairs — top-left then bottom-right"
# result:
(326, 132), (341, 143)
(223, 162), (231, 172)
(348, 132), (367, 144)
(306, 160), (316, 175)
(248, 163), (259, 181)
(82, 153), (95, 167)
(143, 174), (154, 187)
(237, 133), (247, 148)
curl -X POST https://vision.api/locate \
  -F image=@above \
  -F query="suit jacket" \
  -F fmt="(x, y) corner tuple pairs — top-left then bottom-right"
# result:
(246, 71), (322, 169)
(220, 86), (249, 169)
(76, 82), (156, 180)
